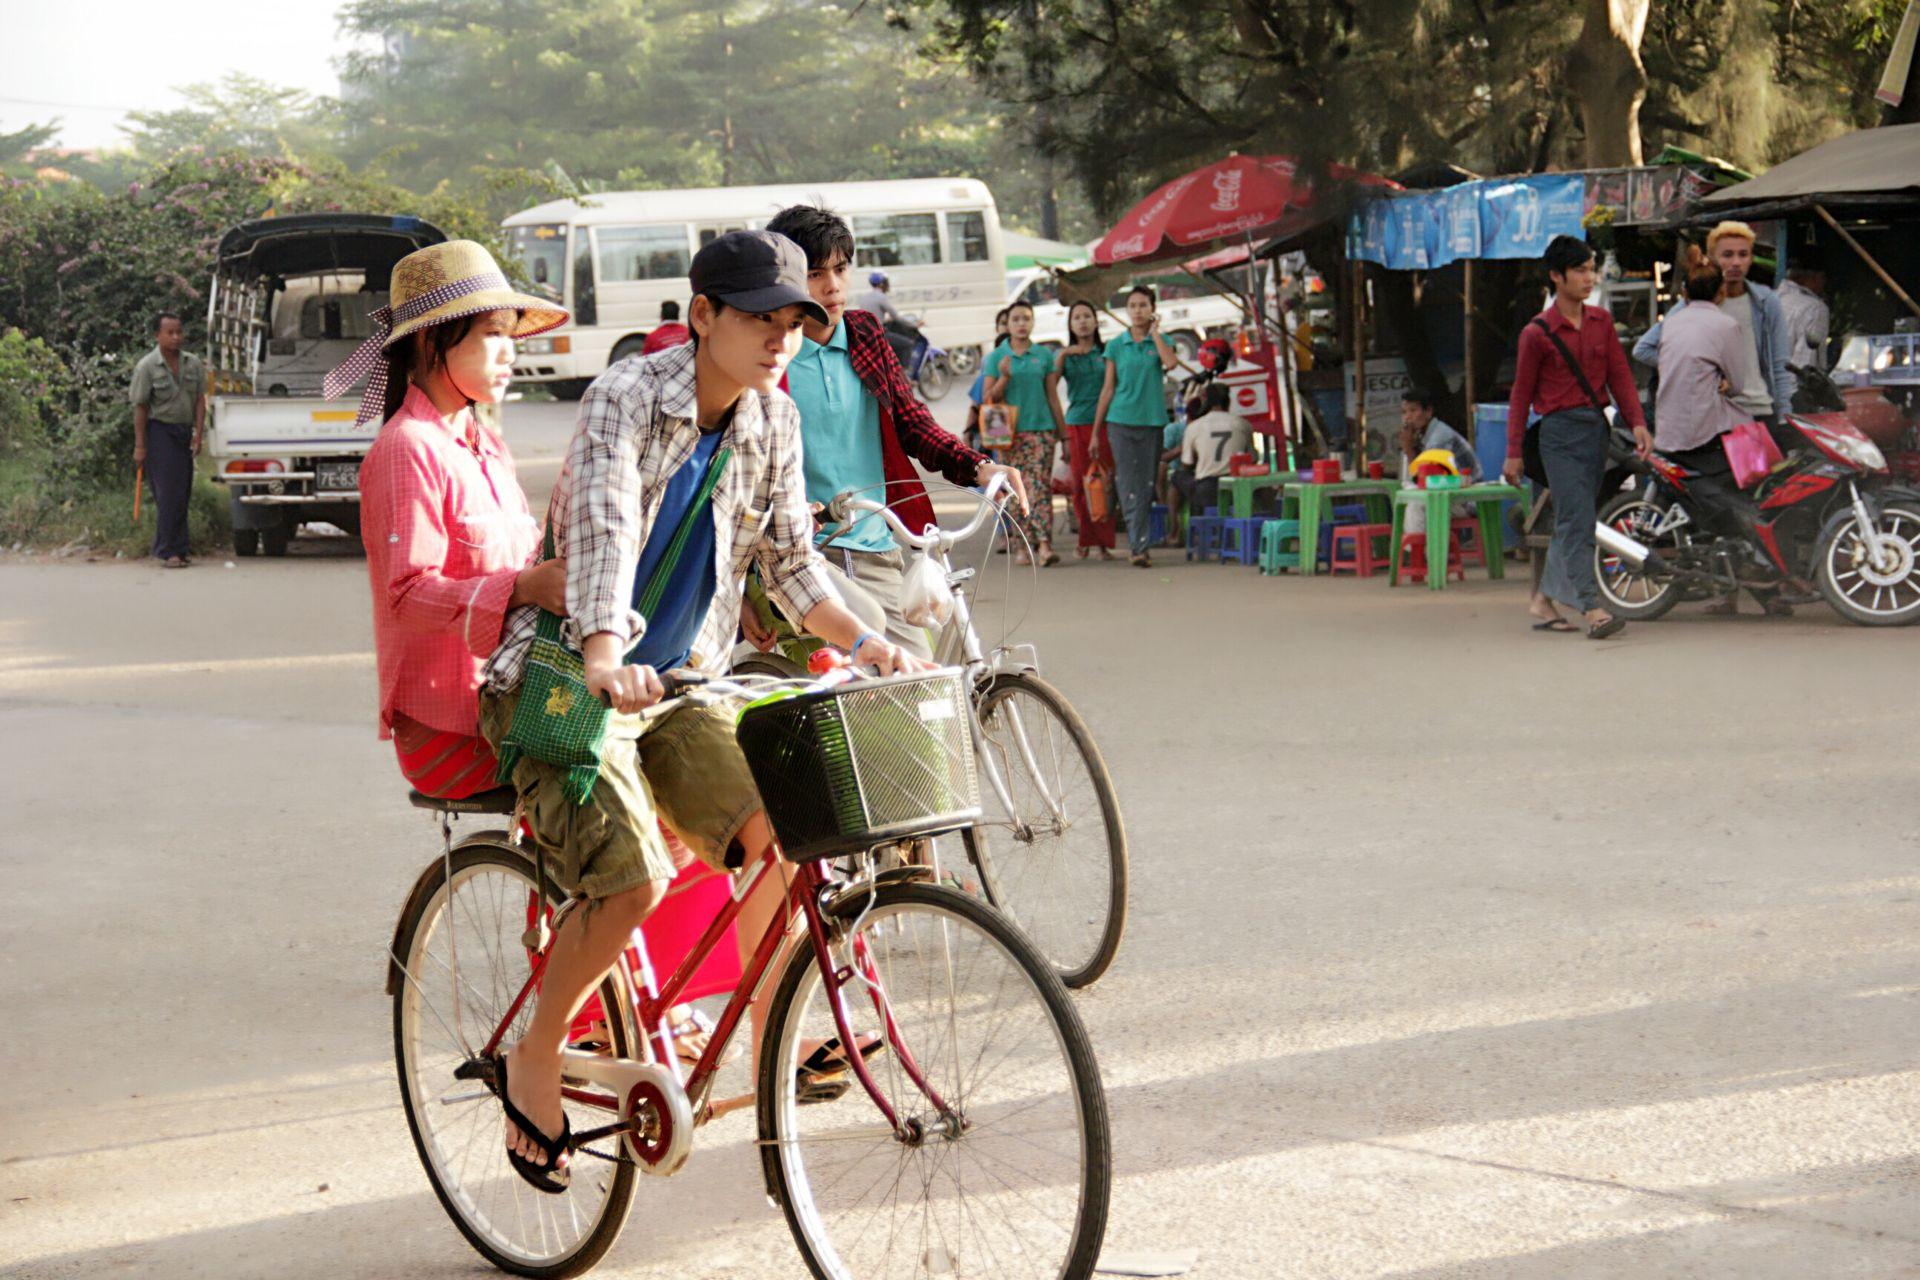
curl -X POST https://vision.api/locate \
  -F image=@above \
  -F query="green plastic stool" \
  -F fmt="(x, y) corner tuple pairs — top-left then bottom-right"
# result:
(1258, 518), (1303, 575)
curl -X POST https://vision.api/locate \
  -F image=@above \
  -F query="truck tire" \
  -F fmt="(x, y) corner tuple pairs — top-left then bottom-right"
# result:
(1169, 331), (1201, 364)
(610, 337), (648, 367)
(233, 529), (259, 557)
(261, 527), (291, 557)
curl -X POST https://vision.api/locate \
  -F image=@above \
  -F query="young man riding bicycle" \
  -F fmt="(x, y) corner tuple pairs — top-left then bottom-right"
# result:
(743, 204), (1029, 660)
(477, 229), (927, 1190)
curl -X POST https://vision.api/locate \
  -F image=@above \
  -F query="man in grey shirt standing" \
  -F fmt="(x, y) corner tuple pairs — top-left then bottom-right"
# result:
(1635, 222), (1795, 452)
(129, 311), (206, 568)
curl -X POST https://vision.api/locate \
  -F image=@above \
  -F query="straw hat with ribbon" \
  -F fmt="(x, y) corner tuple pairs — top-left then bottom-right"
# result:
(323, 239), (569, 427)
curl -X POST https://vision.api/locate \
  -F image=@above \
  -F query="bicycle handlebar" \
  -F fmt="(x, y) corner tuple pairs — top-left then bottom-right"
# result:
(827, 472), (1011, 552)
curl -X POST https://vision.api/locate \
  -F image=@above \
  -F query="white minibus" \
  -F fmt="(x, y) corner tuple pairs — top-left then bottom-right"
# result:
(504, 178), (1005, 395)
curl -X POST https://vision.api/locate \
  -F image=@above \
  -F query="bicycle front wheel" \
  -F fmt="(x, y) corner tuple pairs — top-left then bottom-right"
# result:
(962, 672), (1128, 988)
(758, 881), (1110, 1280)
(392, 839), (637, 1278)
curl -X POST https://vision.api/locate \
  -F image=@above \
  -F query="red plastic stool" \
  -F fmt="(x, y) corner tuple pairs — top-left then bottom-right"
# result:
(1450, 516), (1486, 568)
(1393, 531), (1466, 585)
(1330, 522), (1392, 577)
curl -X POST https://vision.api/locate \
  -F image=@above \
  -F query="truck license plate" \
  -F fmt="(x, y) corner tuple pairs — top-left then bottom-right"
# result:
(315, 460), (361, 492)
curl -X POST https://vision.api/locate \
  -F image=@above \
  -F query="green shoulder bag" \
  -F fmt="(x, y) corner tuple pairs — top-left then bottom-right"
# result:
(494, 444), (733, 804)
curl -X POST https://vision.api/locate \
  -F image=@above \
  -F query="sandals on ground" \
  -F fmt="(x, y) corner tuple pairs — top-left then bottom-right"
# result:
(1531, 617), (1576, 633)
(494, 1052), (573, 1194)
(1587, 614), (1626, 640)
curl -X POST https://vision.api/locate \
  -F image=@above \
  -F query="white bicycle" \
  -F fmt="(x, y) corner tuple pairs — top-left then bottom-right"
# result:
(734, 475), (1129, 988)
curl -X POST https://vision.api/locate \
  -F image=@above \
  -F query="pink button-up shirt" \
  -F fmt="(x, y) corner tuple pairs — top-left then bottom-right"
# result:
(361, 385), (539, 738)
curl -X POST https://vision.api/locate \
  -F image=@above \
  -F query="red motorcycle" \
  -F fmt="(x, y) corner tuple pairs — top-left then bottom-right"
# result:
(1594, 410), (1920, 627)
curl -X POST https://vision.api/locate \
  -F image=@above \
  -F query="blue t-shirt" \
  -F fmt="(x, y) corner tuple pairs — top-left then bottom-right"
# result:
(628, 430), (724, 672)
(788, 320), (892, 552)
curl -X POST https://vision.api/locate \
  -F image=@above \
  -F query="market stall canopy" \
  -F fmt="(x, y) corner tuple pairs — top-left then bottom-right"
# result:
(1003, 230), (1090, 271)
(1051, 239), (1269, 306)
(1699, 124), (1920, 220)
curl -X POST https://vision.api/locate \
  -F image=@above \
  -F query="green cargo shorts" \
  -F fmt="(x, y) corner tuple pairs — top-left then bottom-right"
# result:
(478, 686), (763, 900)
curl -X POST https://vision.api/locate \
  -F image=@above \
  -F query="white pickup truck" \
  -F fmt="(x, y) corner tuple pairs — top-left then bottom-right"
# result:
(205, 214), (446, 555)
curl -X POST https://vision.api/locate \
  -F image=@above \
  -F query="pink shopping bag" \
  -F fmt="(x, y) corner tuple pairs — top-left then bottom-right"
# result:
(1723, 420), (1783, 489)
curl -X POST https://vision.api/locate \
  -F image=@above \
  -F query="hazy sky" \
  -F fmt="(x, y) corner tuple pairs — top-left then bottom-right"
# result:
(3, 2), (357, 150)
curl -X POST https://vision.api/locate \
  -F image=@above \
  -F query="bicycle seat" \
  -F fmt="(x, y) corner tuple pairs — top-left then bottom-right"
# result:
(409, 785), (518, 815)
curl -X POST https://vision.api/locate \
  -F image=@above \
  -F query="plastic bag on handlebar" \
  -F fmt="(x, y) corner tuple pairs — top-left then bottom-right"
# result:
(898, 545), (955, 629)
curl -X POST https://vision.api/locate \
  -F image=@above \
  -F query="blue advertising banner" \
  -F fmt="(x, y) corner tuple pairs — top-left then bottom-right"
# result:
(1347, 174), (1587, 267)
(1476, 174), (1585, 259)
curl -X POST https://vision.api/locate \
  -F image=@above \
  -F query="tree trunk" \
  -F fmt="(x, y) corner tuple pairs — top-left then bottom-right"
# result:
(1566, 0), (1650, 167)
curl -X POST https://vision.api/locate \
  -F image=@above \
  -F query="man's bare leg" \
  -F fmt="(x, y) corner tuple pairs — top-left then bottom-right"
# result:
(731, 812), (794, 1061)
(503, 877), (669, 1169)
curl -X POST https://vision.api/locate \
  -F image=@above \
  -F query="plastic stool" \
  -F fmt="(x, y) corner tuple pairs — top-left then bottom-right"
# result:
(1330, 522), (1392, 577)
(1393, 531), (1466, 585)
(1451, 515), (1486, 568)
(1148, 503), (1169, 546)
(1220, 516), (1266, 566)
(1259, 519), (1303, 574)
(1185, 513), (1225, 562)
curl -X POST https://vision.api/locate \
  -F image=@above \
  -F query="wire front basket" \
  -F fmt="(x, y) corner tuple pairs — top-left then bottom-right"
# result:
(735, 670), (981, 861)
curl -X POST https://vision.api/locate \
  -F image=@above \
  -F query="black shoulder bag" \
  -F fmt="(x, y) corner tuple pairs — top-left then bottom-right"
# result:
(1523, 316), (1610, 486)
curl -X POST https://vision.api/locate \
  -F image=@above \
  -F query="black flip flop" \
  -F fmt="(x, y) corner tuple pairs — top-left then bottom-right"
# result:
(1587, 614), (1627, 640)
(495, 1053), (572, 1194)
(1531, 617), (1576, 633)
(796, 1036), (884, 1105)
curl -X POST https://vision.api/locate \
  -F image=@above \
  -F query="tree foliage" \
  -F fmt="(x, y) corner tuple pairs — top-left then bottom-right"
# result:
(913, 0), (1910, 218)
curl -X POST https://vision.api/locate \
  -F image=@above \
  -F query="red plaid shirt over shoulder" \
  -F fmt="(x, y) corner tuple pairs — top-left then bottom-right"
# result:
(841, 309), (989, 533)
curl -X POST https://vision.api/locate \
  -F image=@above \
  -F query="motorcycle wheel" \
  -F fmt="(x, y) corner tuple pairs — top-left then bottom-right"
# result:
(948, 345), (981, 376)
(1595, 492), (1683, 621)
(1814, 498), (1920, 626)
(917, 357), (954, 402)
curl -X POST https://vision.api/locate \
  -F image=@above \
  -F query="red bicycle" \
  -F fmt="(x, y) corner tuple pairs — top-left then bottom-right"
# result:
(386, 666), (1111, 1278)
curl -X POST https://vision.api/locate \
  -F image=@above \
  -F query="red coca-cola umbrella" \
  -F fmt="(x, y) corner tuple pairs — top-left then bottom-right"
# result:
(1091, 154), (1307, 266)
(1092, 155), (1396, 266)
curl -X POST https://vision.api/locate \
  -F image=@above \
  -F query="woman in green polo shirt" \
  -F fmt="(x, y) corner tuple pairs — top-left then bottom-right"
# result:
(984, 300), (1065, 565)
(1094, 285), (1179, 566)
(1055, 300), (1115, 559)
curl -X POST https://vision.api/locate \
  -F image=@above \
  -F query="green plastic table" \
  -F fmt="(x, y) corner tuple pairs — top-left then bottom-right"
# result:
(1388, 482), (1526, 590)
(1216, 472), (1289, 520)
(1288, 479), (1400, 577)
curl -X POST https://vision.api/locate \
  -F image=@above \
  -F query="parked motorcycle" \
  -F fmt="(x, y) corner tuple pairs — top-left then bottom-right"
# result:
(1594, 412), (1920, 627)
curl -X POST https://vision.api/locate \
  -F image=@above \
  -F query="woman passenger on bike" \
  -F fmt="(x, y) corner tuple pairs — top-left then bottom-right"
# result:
(331, 240), (570, 799)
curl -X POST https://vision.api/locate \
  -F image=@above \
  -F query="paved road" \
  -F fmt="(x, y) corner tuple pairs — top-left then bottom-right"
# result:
(3, 398), (1918, 1278)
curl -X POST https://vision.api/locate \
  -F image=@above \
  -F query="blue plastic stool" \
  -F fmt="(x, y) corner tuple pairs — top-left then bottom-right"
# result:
(1220, 516), (1266, 566)
(1185, 512), (1225, 562)
(1148, 503), (1169, 546)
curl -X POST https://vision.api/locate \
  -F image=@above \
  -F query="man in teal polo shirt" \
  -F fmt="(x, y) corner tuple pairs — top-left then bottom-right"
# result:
(752, 205), (1027, 658)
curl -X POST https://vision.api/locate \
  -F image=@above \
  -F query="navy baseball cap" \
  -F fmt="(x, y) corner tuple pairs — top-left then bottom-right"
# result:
(689, 230), (828, 327)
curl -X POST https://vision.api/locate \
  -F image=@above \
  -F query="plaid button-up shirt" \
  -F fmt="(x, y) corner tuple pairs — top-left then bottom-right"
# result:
(485, 343), (839, 690)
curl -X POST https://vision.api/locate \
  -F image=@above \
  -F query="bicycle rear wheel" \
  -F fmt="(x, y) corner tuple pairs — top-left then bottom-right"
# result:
(391, 839), (637, 1278)
(962, 672), (1128, 988)
(758, 881), (1110, 1280)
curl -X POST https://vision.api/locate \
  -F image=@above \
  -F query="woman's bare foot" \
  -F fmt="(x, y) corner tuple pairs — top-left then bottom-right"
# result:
(502, 1039), (567, 1169)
